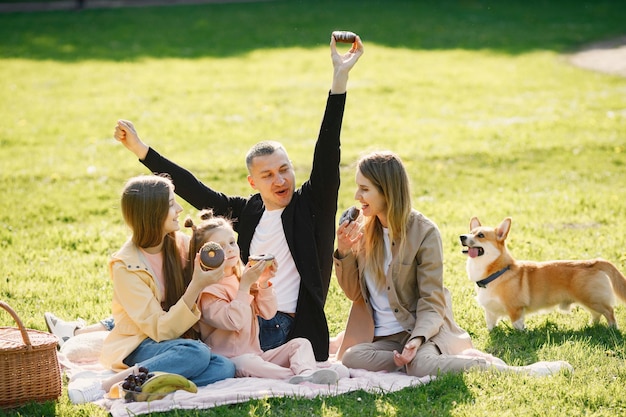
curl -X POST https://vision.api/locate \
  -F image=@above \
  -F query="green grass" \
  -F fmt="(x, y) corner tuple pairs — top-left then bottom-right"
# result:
(0, 1), (66, 3)
(1, 0), (626, 415)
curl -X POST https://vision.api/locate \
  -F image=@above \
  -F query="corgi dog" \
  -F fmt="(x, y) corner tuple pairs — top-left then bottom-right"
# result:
(460, 216), (626, 330)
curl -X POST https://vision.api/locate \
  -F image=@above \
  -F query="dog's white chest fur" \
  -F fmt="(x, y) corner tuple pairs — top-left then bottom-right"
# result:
(475, 287), (508, 315)
(475, 288), (500, 309)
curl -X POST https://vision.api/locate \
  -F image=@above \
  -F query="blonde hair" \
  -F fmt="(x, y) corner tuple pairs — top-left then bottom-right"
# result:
(120, 175), (188, 312)
(358, 151), (411, 287)
(185, 210), (243, 279)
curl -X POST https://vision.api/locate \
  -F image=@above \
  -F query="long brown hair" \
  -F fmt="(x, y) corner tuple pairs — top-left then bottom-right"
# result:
(358, 151), (411, 287)
(120, 175), (188, 312)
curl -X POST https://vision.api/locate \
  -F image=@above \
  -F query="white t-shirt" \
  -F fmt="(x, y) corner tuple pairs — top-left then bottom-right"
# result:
(249, 208), (300, 313)
(364, 228), (404, 336)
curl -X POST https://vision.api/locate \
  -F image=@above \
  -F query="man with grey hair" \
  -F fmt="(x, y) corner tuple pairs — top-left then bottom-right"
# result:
(114, 34), (364, 361)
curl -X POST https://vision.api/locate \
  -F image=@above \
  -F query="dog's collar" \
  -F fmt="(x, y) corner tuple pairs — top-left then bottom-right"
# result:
(476, 265), (510, 288)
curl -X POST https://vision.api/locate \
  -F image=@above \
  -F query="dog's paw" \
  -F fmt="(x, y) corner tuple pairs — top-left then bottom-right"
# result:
(512, 320), (526, 331)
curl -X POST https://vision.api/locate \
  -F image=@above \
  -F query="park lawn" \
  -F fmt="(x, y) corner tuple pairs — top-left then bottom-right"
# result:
(1, 0), (625, 416)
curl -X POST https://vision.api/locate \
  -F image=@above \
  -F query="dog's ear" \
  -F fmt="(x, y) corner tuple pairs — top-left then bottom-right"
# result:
(496, 217), (512, 241)
(470, 217), (481, 230)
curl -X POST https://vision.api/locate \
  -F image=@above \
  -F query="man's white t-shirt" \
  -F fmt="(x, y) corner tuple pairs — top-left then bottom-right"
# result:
(249, 208), (300, 313)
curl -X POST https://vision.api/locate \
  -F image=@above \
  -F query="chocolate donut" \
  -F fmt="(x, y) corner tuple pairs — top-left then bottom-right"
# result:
(249, 253), (275, 267)
(339, 206), (360, 225)
(332, 31), (357, 43)
(199, 241), (225, 270)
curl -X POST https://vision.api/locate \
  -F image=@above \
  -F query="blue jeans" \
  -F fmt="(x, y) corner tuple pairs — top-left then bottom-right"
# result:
(123, 338), (235, 386)
(100, 317), (115, 331)
(258, 312), (295, 351)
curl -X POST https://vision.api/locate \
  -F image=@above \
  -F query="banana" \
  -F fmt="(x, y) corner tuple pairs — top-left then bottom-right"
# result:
(133, 372), (198, 402)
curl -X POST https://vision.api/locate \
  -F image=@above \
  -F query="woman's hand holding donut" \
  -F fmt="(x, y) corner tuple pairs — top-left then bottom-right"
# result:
(183, 253), (225, 310)
(336, 220), (362, 258)
(191, 252), (224, 287)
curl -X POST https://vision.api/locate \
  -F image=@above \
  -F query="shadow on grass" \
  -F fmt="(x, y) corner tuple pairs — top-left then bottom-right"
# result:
(1, 0), (625, 61)
(336, 374), (473, 417)
(484, 321), (625, 362)
(222, 374), (472, 417)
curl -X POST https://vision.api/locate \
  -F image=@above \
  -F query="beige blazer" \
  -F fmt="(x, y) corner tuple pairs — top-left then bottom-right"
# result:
(333, 210), (473, 360)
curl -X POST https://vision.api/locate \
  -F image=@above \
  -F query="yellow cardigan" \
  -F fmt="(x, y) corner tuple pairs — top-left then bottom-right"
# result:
(100, 233), (201, 372)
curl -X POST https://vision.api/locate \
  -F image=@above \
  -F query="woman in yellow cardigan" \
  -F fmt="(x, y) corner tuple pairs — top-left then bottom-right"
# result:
(100, 175), (235, 384)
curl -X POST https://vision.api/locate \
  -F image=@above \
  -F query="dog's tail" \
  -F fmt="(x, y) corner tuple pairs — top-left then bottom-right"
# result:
(597, 259), (626, 303)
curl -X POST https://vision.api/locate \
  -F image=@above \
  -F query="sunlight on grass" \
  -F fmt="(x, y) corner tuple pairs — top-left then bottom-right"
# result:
(1, 0), (626, 416)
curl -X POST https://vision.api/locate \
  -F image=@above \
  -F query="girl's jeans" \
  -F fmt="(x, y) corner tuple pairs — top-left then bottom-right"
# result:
(258, 312), (295, 351)
(123, 338), (235, 386)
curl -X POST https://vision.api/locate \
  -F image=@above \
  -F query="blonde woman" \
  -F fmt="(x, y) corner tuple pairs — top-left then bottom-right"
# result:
(334, 151), (573, 377)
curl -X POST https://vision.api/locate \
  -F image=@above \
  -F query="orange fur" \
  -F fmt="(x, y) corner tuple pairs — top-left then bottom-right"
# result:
(460, 217), (626, 330)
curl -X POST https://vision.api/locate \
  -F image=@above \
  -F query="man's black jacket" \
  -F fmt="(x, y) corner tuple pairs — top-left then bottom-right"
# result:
(140, 93), (347, 361)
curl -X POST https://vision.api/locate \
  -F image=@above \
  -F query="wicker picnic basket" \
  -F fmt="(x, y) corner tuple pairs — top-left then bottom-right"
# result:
(0, 301), (62, 408)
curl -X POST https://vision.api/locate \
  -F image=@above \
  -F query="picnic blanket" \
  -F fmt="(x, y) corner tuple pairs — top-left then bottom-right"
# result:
(57, 333), (433, 416)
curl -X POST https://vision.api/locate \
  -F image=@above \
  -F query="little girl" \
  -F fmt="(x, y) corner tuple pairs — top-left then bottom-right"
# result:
(187, 210), (347, 384)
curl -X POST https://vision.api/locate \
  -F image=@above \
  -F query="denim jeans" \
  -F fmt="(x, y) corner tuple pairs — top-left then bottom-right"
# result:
(258, 312), (294, 351)
(100, 317), (115, 331)
(123, 338), (235, 386)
